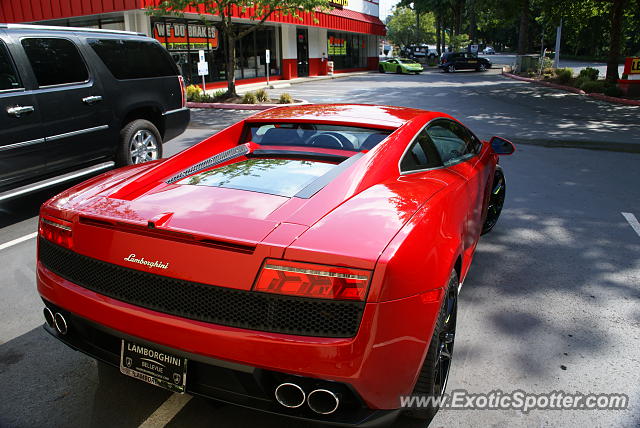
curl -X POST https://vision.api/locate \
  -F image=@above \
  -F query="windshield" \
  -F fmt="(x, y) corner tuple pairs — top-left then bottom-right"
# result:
(245, 123), (391, 152)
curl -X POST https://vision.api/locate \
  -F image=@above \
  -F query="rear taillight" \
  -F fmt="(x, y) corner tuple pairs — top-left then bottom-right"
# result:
(253, 259), (371, 301)
(178, 75), (186, 108)
(39, 216), (73, 249)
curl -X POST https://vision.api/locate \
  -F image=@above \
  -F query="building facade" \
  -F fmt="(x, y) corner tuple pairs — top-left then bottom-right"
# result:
(0, 0), (385, 87)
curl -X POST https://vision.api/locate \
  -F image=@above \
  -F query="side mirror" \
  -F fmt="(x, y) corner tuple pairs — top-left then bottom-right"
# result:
(489, 136), (515, 155)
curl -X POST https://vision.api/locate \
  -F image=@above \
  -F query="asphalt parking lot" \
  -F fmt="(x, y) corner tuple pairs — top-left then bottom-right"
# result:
(1, 69), (639, 428)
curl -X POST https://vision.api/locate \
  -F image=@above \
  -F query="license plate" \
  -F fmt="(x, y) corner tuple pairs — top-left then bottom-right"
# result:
(120, 340), (187, 393)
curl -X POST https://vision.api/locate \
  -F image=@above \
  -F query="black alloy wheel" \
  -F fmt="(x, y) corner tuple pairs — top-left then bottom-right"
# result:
(402, 271), (459, 423)
(482, 166), (506, 234)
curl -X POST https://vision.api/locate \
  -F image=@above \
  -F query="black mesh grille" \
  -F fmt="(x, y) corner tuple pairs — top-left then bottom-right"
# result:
(38, 239), (364, 338)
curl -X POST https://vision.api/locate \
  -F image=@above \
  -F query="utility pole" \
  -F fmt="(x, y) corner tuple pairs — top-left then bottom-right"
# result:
(553, 18), (562, 68)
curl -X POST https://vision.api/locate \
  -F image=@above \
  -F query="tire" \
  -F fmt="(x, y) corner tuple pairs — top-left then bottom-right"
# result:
(379, 65), (385, 73)
(477, 63), (487, 72)
(403, 271), (458, 423)
(481, 165), (506, 234)
(396, 66), (403, 74)
(447, 64), (455, 73)
(116, 119), (163, 167)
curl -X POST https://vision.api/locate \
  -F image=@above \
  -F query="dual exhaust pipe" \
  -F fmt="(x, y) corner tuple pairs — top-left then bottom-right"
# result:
(275, 382), (340, 415)
(43, 307), (67, 335)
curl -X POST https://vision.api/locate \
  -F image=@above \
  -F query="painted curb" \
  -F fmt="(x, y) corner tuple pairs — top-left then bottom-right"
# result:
(187, 100), (310, 110)
(502, 72), (640, 106)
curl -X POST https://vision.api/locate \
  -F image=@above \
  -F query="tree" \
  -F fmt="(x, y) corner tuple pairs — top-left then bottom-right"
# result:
(604, 0), (627, 80)
(517, 0), (530, 54)
(149, 0), (329, 97)
(386, 6), (436, 48)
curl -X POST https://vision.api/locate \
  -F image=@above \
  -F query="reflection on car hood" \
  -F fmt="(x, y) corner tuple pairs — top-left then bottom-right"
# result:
(177, 158), (336, 197)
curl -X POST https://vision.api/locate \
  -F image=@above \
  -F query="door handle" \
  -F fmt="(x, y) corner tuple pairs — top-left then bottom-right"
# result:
(6, 105), (35, 117)
(82, 95), (103, 105)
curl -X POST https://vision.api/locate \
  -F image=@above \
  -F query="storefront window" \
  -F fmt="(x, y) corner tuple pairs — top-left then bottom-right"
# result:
(152, 18), (279, 84)
(328, 31), (367, 70)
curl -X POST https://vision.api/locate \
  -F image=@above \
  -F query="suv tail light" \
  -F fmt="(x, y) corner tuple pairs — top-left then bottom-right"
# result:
(178, 75), (186, 108)
(39, 216), (73, 249)
(253, 259), (371, 301)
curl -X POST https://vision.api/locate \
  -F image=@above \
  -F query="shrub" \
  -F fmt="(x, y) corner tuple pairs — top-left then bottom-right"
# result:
(574, 76), (590, 89)
(541, 56), (553, 70)
(255, 88), (269, 102)
(578, 67), (599, 81)
(185, 84), (202, 102)
(212, 89), (227, 100)
(242, 91), (257, 104)
(279, 93), (293, 104)
(554, 67), (573, 84)
(580, 80), (609, 93)
(603, 85), (622, 97)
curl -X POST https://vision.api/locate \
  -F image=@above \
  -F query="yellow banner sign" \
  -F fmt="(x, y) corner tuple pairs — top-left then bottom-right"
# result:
(631, 58), (640, 74)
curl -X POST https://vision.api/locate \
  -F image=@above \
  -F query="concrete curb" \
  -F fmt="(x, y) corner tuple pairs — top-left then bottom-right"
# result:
(187, 99), (310, 110)
(502, 72), (640, 106)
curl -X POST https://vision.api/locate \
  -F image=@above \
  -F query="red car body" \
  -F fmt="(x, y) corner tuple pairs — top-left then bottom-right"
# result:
(37, 104), (510, 426)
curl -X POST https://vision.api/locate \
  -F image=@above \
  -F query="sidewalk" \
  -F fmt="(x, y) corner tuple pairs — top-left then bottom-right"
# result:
(204, 70), (376, 95)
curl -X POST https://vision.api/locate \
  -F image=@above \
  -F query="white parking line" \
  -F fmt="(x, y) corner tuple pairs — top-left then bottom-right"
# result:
(138, 393), (192, 428)
(622, 212), (640, 237)
(0, 232), (38, 251)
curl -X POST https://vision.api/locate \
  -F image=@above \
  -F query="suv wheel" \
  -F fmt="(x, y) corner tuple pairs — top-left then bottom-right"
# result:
(117, 119), (163, 166)
(447, 64), (456, 73)
(477, 63), (487, 72)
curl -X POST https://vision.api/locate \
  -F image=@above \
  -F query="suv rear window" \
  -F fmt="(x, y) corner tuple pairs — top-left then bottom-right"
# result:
(21, 38), (88, 86)
(88, 39), (178, 79)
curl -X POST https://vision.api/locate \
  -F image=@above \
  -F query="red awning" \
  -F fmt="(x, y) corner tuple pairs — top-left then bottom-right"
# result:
(0, 0), (386, 36)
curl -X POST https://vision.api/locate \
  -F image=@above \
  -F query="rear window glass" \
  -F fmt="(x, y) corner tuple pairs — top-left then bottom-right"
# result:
(21, 38), (88, 86)
(246, 123), (391, 152)
(88, 39), (178, 79)
(178, 158), (335, 197)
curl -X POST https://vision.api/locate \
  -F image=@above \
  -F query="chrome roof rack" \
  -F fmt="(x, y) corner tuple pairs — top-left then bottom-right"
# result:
(0, 23), (145, 37)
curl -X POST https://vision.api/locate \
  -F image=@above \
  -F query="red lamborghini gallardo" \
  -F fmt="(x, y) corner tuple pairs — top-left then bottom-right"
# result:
(37, 104), (514, 426)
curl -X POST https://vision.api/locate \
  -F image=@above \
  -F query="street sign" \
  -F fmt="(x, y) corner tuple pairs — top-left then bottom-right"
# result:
(198, 50), (205, 62)
(265, 49), (270, 64)
(197, 61), (208, 76)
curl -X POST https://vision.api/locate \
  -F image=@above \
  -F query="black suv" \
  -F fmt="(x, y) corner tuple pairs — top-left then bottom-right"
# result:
(439, 52), (492, 72)
(0, 24), (189, 200)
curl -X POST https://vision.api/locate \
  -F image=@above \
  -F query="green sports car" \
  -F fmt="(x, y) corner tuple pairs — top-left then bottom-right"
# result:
(378, 58), (424, 74)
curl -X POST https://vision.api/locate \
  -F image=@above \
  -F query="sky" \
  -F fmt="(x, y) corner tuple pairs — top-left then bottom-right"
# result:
(379, 0), (397, 20)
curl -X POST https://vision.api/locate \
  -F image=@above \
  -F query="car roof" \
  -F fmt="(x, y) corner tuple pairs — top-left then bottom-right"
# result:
(247, 104), (433, 129)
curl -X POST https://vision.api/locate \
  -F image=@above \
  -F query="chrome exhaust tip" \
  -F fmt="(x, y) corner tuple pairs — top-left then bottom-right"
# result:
(54, 312), (68, 335)
(274, 383), (306, 409)
(43, 307), (55, 328)
(307, 389), (340, 415)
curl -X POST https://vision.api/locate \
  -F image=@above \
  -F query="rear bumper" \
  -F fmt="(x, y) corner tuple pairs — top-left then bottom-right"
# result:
(41, 300), (398, 427)
(37, 257), (441, 422)
(162, 107), (190, 142)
